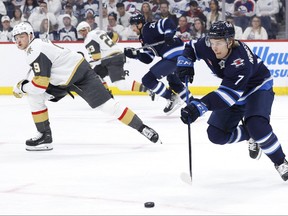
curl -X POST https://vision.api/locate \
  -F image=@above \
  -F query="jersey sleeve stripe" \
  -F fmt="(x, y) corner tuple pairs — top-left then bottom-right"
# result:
(214, 89), (236, 106)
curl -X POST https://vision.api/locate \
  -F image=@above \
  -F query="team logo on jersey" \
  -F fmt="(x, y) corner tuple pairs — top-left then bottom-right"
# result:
(27, 47), (33, 55)
(218, 60), (225, 69)
(231, 58), (244, 68)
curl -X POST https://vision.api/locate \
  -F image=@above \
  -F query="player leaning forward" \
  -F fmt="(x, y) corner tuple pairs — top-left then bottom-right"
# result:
(12, 22), (160, 151)
(76, 21), (154, 100)
(177, 21), (288, 181)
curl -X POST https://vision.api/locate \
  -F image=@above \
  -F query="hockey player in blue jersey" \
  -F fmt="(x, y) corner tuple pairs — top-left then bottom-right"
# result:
(177, 21), (288, 181)
(124, 14), (192, 115)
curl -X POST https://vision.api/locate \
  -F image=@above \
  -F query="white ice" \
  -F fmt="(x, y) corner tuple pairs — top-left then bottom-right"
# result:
(0, 95), (287, 215)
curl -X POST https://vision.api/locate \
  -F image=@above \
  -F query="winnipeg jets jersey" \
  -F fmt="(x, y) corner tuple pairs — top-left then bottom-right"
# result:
(183, 38), (272, 110)
(139, 18), (184, 61)
(84, 29), (122, 61)
(23, 38), (84, 94)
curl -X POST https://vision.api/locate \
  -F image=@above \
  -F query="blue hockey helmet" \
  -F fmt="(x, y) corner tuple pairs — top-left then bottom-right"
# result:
(208, 21), (235, 39)
(129, 14), (145, 26)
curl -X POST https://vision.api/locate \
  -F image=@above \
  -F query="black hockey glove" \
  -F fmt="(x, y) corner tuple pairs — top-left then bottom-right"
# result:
(180, 99), (208, 124)
(176, 56), (194, 83)
(124, 47), (139, 59)
(164, 32), (175, 46)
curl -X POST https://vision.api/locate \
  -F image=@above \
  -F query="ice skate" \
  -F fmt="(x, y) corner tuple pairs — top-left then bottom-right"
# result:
(163, 93), (183, 115)
(148, 89), (156, 101)
(26, 130), (53, 151)
(139, 125), (161, 144)
(275, 159), (288, 181)
(248, 138), (262, 160)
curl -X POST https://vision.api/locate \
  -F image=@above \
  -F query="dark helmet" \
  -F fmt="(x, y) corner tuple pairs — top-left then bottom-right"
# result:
(208, 21), (235, 39)
(129, 14), (145, 25)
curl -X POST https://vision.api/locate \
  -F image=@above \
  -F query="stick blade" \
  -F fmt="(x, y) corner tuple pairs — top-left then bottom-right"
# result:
(180, 172), (192, 185)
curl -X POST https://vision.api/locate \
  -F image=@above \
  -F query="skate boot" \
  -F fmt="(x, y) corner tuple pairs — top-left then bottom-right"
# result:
(163, 93), (183, 115)
(275, 159), (288, 181)
(26, 129), (53, 151)
(148, 90), (156, 101)
(139, 125), (161, 144)
(248, 138), (262, 159)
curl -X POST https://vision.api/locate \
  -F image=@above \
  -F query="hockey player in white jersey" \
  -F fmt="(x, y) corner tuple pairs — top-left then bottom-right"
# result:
(12, 22), (160, 151)
(76, 21), (155, 100)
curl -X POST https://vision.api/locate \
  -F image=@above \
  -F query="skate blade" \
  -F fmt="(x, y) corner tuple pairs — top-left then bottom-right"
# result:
(26, 144), (53, 151)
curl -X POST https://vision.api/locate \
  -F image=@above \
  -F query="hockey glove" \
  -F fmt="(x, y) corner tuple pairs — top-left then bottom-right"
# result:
(180, 99), (208, 124)
(164, 32), (175, 46)
(176, 56), (194, 83)
(13, 79), (29, 98)
(124, 47), (139, 59)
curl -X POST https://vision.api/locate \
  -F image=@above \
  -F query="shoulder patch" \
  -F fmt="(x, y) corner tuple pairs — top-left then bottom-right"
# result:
(231, 58), (244, 68)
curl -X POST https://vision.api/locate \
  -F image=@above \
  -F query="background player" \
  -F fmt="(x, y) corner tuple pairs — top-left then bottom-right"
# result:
(76, 21), (155, 101)
(177, 21), (288, 181)
(124, 14), (193, 115)
(12, 22), (160, 151)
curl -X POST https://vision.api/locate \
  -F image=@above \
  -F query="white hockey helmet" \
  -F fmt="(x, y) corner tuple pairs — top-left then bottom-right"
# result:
(76, 21), (91, 32)
(12, 22), (34, 38)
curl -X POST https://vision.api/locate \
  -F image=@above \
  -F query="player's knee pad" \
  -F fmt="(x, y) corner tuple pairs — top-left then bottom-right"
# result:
(27, 94), (48, 112)
(97, 98), (126, 118)
(114, 79), (130, 91)
(245, 116), (272, 140)
(207, 125), (230, 145)
(142, 72), (158, 90)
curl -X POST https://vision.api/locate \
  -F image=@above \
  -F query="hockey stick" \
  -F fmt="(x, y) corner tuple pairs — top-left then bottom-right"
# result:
(180, 76), (193, 185)
(134, 40), (165, 51)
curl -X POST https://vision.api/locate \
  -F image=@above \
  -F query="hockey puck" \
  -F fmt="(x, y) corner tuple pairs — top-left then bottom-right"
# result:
(144, 202), (155, 208)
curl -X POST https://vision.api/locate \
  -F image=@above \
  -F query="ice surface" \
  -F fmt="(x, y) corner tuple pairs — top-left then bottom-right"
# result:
(0, 95), (287, 215)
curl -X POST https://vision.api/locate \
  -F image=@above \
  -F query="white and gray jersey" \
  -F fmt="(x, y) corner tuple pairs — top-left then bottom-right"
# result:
(84, 29), (122, 61)
(22, 38), (84, 95)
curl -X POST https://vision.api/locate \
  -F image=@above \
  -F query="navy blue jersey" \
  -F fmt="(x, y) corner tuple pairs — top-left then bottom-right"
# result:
(138, 18), (184, 62)
(183, 38), (273, 110)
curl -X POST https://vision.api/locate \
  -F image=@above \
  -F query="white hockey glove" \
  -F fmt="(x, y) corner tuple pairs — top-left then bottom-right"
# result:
(13, 79), (29, 98)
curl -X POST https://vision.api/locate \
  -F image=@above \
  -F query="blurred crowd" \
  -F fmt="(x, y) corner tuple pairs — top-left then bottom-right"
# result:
(0, 0), (286, 42)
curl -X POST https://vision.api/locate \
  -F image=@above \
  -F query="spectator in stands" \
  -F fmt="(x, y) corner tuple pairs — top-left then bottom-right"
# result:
(242, 15), (268, 40)
(140, 2), (153, 22)
(150, 0), (161, 16)
(175, 15), (192, 40)
(226, 15), (243, 40)
(12, 0), (25, 9)
(57, 3), (78, 30)
(20, 0), (38, 21)
(84, 0), (98, 17)
(0, 0), (7, 23)
(206, 0), (222, 30)
(183, 0), (206, 27)
(0, 15), (13, 41)
(107, 0), (117, 14)
(73, 0), (85, 22)
(28, 1), (57, 32)
(38, 18), (59, 40)
(59, 14), (78, 41)
(195, 0), (210, 16)
(10, 7), (25, 27)
(190, 17), (206, 40)
(107, 11), (125, 39)
(116, 2), (131, 27)
(255, 0), (279, 39)
(233, 0), (256, 31)
(168, 0), (188, 19)
(47, 0), (62, 17)
(154, 0), (178, 26)
(84, 11), (97, 30)
(95, 3), (108, 30)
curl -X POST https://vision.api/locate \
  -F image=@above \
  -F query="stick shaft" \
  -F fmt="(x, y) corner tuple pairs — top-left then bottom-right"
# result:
(185, 76), (192, 181)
